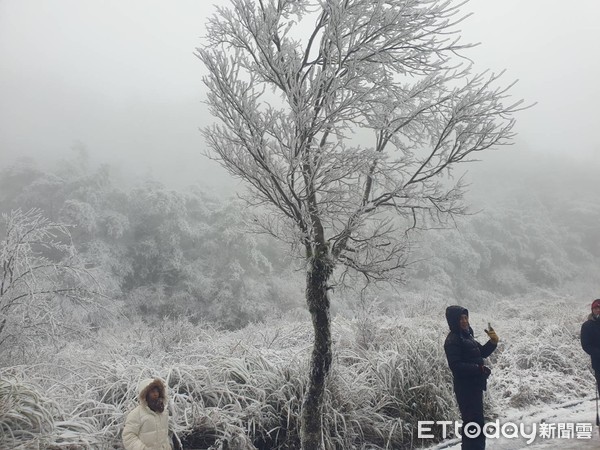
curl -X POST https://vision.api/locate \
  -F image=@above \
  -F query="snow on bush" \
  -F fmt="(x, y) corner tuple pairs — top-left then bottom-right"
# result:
(0, 296), (593, 449)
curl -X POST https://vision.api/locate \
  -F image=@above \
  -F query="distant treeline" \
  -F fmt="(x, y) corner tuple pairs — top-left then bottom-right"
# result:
(1, 153), (598, 327)
(404, 152), (600, 304)
(0, 154), (304, 329)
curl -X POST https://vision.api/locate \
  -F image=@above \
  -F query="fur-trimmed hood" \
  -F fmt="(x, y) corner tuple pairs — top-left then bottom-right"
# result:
(137, 377), (167, 407)
(123, 377), (170, 450)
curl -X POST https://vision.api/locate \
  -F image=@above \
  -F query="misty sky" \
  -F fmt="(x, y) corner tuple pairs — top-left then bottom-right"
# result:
(1, 0), (599, 189)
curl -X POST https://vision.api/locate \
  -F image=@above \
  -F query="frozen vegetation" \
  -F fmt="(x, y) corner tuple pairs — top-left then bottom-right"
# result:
(0, 297), (595, 449)
(0, 152), (599, 449)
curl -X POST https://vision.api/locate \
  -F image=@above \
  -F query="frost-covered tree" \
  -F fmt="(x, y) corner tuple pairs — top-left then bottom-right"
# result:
(198, 1), (523, 446)
(0, 209), (102, 363)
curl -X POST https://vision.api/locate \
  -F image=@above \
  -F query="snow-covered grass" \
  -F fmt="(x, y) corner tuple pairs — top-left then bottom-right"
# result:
(0, 295), (593, 449)
(486, 297), (593, 416)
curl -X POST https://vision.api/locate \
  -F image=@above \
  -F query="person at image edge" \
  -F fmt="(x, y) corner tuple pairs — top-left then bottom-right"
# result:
(581, 299), (600, 393)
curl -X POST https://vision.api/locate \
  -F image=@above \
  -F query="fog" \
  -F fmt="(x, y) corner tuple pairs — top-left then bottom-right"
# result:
(2, 4), (600, 447)
(1, 0), (599, 191)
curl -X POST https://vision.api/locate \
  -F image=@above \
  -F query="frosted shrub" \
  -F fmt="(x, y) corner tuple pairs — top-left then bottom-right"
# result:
(486, 297), (593, 411)
(333, 317), (457, 447)
(0, 375), (102, 449)
(2, 298), (595, 449)
(0, 377), (55, 446)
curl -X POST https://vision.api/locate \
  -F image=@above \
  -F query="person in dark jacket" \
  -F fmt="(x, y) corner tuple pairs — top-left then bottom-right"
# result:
(444, 305), (498, 450)
(580, 299), (600, 393)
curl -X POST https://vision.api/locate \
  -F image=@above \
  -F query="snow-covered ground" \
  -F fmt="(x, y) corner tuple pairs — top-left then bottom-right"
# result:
(424, 397), (600, 449)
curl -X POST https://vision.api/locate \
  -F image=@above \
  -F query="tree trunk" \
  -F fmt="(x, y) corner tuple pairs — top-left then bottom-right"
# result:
(300, 256), (333, 450)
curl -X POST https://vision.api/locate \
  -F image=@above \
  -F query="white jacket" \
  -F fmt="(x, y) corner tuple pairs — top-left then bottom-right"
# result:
(123, 378), (172, 450)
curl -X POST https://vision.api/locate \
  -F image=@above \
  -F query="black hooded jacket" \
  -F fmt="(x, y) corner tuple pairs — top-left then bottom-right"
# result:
(444, 305), (497, 390)
(581, 314), (600, 371)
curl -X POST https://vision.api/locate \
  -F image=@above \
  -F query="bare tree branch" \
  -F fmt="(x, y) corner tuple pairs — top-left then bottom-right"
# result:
(197, 1), (527, 447)
(0, 209), (106, 362)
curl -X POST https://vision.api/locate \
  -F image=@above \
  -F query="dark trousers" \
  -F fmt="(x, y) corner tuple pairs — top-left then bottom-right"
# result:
(595, 370), (600, 396)
(454, 383), (485, 450)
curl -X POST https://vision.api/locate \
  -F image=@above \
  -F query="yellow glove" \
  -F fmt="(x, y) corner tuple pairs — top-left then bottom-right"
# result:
(484, 323), (499, 344)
